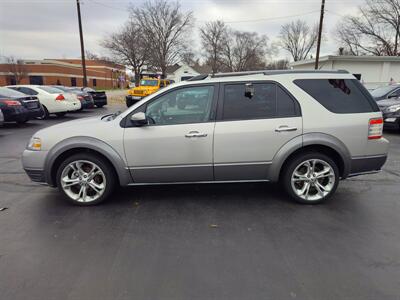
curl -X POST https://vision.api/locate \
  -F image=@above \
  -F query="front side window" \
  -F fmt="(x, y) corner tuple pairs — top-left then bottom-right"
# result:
(222, 83), (298, 120)
(146, 86), (214, 125)
(294, 79), (378, 113)
(19, 87), (38, 95)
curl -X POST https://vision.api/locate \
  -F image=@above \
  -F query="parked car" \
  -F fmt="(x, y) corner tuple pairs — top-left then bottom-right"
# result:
(53, 86), (94, 109)
(126, 78), (171, 107)
(370, 84), (400, 101)
(0, 109), (4, 127)
(0, 87), (44, 124)
(22, 70), (389, 206)
(81, 87), (107, 108)
(6, 85), (81, 119)
(376, 97), (400, 130)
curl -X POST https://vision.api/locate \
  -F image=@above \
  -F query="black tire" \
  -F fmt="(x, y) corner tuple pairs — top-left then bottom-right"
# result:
(281, 151), (339, 204)
(56, 153), (116, 206)
(37, 105), (49, 120)
(96, 104), (104, 108)
(56, 112), (66, 117)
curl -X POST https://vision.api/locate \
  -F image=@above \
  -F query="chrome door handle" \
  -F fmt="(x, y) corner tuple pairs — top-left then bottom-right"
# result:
(185, 131), (208, 138)
(275, 126), (297, 132)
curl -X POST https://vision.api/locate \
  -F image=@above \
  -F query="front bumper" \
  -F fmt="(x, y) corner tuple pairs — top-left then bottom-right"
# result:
(126, 95), (143, 107)
(22, 149), (49, 184)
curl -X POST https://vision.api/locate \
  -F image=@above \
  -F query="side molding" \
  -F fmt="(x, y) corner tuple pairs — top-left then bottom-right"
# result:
(268, 133), (351, 182)
(44, 136), (131, 186)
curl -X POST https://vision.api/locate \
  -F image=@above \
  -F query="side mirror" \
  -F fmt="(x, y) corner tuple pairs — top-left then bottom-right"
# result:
(130, 112), (148, 126)
(244, 83), (254, 99)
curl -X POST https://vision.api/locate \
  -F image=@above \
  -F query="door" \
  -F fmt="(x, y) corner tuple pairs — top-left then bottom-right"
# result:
(214, 82), (302, 181)
(124, 84), (217, 183)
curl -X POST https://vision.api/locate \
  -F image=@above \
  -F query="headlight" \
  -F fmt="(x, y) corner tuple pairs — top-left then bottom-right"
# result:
(27, 137), (42, 151)
(387, 104), (400, 113)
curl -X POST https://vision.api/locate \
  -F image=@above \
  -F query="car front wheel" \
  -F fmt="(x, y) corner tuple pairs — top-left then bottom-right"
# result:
(56, 153), (116, 205)
(282, 152), (339, 204)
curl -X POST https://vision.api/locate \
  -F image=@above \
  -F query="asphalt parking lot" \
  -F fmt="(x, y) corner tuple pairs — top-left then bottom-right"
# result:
(1, 106), (400, 300)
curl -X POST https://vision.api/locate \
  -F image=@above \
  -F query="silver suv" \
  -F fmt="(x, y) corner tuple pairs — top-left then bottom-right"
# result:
(22, 70), (389, 205)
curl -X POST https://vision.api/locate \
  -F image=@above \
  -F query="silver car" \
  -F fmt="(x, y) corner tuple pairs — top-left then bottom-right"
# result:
(22, 70), (389, 205)
(0, 108), (4, 126)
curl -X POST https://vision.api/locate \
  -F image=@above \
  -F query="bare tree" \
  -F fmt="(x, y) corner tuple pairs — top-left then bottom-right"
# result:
(279, 20), (319, 62)
(220, 30), (269, 72)
(4, 56), (28, 84)
(200, 20), (228, 74)
(335, 0), (400, 56)
(131, 0), (194, 77)
(102, 21), (149, 85)
(265, 59), (290, 70)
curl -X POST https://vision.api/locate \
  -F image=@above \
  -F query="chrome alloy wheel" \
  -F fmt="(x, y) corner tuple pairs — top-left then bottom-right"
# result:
(60, 160), (106, 203)
(291, 159), (335, 202)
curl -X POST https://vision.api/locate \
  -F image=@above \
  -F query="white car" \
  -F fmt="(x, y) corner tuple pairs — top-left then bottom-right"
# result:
(6, 85), (81, 119)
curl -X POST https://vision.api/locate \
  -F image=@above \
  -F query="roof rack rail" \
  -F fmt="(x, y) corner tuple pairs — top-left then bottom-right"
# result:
(187, 74), (209, 81)
(210, 69), (349, 78)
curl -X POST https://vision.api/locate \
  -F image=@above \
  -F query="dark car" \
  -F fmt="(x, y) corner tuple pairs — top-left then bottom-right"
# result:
(376, 98), (400, 130)
(53, 86), (94, 109)
(0, 109), (4, 127)
(370, 84), (400, 101)
(81, 87), (107, 108)
(0, 87), (44, 124)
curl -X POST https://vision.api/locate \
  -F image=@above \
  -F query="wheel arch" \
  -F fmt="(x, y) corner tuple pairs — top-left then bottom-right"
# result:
(269, 133), (352, 182)
(44, 137), (131, 187)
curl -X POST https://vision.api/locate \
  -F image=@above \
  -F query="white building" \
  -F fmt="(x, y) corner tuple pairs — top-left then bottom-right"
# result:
(290, 55), (400, 89)
(166, 63), (200, 82)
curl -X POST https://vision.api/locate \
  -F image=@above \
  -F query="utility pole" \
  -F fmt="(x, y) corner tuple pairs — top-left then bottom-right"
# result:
(315, 0), (325, 70)
(76, 0), (88, 87)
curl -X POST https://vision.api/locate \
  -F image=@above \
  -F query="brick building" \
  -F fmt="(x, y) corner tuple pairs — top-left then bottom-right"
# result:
(0, 59), (126, 89)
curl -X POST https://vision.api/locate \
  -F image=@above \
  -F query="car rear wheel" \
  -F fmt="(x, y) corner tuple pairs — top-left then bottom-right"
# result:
(282, 152), (339, 204)
(96, 104), (104, 108)
(56, 153), (116, 206)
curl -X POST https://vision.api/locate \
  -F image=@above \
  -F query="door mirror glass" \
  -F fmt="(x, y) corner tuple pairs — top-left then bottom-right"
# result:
(244, 83), (254, 99)
(130, 112), (148, 126)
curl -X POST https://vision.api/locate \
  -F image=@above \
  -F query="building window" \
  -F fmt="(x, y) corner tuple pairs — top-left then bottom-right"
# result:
(71, 77), (77, 87)
(92, 78), (97, 87)
(29, 76), (43, 85)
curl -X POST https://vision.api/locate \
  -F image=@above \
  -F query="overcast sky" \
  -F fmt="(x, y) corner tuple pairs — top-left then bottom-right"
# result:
(0, 0), (364, 63)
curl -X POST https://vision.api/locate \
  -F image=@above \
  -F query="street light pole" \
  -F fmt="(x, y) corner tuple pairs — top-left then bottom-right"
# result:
(76, 0), (88, 87)
(315, 0), (325, 70)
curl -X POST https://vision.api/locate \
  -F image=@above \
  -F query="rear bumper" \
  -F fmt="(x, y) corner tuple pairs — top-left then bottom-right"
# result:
(93, 97), (107, 106)
(126, 95), (143, 107)
(2, 106), (29, 122)
(80, 100), (95, 109)
(26, 107), (44, 119)
(348, 154), (387, 177)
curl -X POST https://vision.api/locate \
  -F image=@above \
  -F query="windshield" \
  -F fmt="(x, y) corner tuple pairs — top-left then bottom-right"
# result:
(370, 85), (398, 97)
(140, 79), (158, 87)
(0, 87), (26, 98)
(38, 86), (64, 94)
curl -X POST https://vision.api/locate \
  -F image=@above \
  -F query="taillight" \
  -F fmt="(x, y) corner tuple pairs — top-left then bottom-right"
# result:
(55, 94), (65, 101)
(368, 118), (383, 140)
(2, 100), (21, 106)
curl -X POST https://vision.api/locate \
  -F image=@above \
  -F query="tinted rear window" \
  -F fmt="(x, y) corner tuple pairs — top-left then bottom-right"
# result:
(222, 83), (299, 120)
(294, 79), (378, 113)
